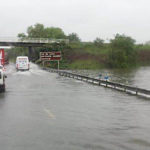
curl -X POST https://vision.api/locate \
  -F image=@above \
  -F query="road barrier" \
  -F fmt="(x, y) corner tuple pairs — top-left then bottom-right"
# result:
(43, 68), (150, 98)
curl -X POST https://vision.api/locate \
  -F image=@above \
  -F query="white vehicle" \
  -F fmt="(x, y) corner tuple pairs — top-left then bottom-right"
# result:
(16, 56), (30, 71)
(0, 67), (6, 92)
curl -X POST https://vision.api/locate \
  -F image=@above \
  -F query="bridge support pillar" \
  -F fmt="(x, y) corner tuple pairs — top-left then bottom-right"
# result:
(28, 46), (33, 61)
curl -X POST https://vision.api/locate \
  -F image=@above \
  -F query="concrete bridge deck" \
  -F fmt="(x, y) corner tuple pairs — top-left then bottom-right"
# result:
(0, 37), (69, 47)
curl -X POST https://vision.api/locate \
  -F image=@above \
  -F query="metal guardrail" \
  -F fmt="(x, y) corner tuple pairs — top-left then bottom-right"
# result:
(0, 37), (69, 44)
(43, 68), (150, 98)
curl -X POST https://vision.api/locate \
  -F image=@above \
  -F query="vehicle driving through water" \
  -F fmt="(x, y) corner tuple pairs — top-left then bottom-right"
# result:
(16, 56), (30, 71)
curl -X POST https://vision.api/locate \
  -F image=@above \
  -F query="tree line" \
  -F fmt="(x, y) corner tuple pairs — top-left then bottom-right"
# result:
(18, 23), (80, 42)
(14, 23), (148, 69)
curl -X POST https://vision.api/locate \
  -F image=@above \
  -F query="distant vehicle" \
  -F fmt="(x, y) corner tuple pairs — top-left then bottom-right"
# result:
(0, 67), (7, 92)
(16, 56), (30, 71)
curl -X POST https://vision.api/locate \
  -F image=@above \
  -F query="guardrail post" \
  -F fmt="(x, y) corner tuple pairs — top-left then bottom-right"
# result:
(92, 79), (94, 84)
(136, 87), (138, 95)
(99, 81), (101, 86)
(86, 77), (88, 82)
(105, 81), (107, 87)
(124, 88), (126, 92)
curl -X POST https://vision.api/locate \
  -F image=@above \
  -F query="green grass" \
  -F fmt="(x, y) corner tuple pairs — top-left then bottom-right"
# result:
(135, 44), (150, 51)
(69, 43), (110, 55)
(84, 46), (110, 55)
(68, 59), (104, 70)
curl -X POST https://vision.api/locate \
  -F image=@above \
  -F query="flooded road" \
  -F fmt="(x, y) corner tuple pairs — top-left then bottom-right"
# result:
(1, 64), (150, 150)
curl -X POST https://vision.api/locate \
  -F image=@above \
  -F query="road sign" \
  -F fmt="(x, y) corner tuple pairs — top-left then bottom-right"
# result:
(40, 51), (61, 61)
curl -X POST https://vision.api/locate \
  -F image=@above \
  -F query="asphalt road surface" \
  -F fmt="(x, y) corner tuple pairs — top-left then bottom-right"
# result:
(0, 63), (150, 150)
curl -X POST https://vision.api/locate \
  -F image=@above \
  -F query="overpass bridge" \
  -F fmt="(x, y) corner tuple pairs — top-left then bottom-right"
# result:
(0, 37), (69, 47)
(0, 37), (69, 60)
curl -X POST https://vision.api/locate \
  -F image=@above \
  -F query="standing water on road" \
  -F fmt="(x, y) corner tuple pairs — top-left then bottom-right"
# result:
(0, 63), (150, 150)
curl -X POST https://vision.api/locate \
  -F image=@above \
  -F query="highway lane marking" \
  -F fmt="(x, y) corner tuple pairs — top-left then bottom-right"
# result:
(44, 109), (56, 119)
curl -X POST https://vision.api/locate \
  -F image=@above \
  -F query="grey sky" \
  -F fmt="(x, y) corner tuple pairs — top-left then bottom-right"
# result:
(0, 0), (150, 43)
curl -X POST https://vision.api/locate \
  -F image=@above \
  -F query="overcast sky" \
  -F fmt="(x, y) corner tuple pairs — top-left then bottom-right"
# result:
(0, 0), (150, 43)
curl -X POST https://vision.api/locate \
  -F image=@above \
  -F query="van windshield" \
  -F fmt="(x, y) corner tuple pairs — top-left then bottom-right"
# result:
(19, 60), (27, 63)
(18, 58), (28, 62)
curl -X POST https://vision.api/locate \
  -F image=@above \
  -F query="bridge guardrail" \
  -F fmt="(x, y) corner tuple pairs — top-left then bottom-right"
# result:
(0, 37), (69, 44)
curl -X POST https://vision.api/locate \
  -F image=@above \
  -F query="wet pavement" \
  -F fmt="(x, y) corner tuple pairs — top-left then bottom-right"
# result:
(0, 63), (150, 150)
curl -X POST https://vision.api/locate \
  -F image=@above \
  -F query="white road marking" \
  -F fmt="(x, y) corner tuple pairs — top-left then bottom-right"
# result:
(44, 109), (56, 119)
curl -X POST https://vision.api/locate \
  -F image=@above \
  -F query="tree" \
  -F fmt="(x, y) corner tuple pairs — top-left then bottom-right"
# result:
(109, 34), (136, 68)
(68, 33), (81, 42)
(93, 37), (104, 47)
(18, 33), (26, 38)
(27, 23), (45, 38)
(45, 27), (66, 39)
(18, 23), (66, 39)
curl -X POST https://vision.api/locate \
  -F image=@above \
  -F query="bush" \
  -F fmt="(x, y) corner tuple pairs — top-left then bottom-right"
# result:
(108, 34), (136, 68)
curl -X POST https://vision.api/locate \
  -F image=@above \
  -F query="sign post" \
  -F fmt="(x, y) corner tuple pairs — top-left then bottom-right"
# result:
(42, 61), (45, 67)
(58, 60), (60, 70)
(40, 51), (61, 70)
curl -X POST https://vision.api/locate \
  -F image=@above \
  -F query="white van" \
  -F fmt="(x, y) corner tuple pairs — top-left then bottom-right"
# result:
(16, 56), (30, 71)
(0, 68), (6, 92)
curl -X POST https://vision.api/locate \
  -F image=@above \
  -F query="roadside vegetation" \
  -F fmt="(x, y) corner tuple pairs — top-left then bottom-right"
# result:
(8, 23), (150, 69)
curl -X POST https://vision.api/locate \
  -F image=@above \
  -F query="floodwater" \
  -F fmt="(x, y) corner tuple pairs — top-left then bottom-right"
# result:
(72, 67), (150, 89)
(0, 63), (150, 150)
